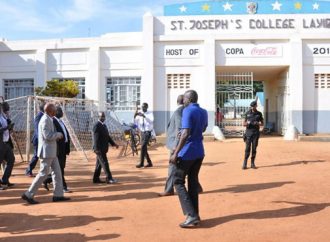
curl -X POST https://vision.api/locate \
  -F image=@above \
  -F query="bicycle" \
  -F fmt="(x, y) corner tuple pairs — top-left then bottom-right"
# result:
(122, 123), (140, 156)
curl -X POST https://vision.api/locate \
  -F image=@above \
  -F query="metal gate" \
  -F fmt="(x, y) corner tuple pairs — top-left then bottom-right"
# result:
(216, 72), (254, 137)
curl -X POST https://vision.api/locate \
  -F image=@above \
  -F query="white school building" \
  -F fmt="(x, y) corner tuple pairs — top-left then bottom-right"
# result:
(0, 0), (330, 136)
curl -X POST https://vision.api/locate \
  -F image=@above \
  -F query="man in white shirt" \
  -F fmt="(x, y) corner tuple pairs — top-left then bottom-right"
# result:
(134, 102), (154, 168)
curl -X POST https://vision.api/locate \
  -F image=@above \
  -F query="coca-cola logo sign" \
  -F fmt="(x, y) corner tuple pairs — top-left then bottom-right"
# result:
(251, 47), (278, 56)
(222, 44), (283, 57)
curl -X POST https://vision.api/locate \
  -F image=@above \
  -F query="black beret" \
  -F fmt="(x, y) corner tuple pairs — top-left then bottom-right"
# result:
(250, 101), (257, 107)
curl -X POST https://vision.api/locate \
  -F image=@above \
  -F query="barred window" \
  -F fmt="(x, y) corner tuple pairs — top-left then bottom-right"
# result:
(167, 74), (191, 89)
(3, 79), (34, 99)
(53, 78), (86, 99)
(315, 74), (330, 89)
(106, 76), (141, 111)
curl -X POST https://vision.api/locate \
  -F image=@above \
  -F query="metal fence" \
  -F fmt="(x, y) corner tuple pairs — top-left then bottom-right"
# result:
(6, 96), (125, 162)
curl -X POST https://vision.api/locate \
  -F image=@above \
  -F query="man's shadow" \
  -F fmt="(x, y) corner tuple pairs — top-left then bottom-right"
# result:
(259, 160), (326, 168)
(0, 213), (122, 234)
(0, 233), (120, 242)
(203, 181), (295, 194)
(201, 201), (330, 228)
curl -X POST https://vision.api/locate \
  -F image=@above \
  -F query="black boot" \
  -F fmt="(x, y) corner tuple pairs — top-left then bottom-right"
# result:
(242, 160), (247, 169)
(251, 159), (257, 169)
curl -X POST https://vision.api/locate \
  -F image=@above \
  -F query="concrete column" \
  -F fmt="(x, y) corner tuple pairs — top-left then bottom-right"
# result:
(203, 37), (216, 134)
(87, 46), (102, 108)
(289, 36), (303, 133)
(142, 12), (154, 110)
(35, 49), (47, 88)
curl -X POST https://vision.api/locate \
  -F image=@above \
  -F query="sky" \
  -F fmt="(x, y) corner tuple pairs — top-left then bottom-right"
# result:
(0, 0), (201, 41)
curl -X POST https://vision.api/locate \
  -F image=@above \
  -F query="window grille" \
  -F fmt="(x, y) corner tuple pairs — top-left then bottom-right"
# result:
(167, 74), (191, 89)
(3, 79), (34, 99)
(106, 76), (141, 111)
(315, 74), (330, 89)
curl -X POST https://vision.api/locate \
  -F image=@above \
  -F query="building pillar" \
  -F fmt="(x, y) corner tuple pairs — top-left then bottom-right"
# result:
(289, 36), (304, 133)
(87, 46), (102, 108)
(142, 12), (154, 110)
(203, 37), (216, 134)
(35, 49), (47, 88)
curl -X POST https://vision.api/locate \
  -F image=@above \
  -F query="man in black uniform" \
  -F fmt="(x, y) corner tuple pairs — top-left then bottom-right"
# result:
(242, 101), (264, 169)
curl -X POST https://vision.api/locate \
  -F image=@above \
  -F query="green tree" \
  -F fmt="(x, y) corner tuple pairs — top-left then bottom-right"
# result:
(35, 79), (79, 98)
(253, 81), (264, 95)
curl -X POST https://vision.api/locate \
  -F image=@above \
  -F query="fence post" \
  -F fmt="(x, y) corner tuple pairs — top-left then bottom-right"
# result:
(26, 96), (32, 162)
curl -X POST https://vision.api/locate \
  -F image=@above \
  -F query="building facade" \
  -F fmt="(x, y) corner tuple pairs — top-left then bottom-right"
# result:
(1, 0), (330, 135)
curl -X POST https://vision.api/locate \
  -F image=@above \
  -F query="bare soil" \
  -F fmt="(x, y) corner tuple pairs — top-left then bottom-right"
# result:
(1, 137), (330, 242)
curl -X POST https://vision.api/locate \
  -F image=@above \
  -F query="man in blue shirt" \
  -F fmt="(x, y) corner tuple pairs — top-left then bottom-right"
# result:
(170, 90), (208, 228)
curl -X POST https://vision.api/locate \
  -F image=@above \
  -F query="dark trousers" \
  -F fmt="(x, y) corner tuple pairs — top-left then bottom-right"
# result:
(26, 144), (39, 174)
(93, 152), (113, 181)
(164, 158), (203, 194)
(44, 155), (67, 189)
(139, 131), (152, 166)
(174, 157), (203, 217)
(243, 132), (260, 167)
(1, 143), (15, 184)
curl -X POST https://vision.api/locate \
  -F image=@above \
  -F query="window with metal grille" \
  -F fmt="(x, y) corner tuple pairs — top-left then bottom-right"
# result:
(53, 78), (86, 99)
(315, 74), (330, 89)
(106, 76), (141, 111)
(167, 74), (191, 89)
(3, 79), (34, 99)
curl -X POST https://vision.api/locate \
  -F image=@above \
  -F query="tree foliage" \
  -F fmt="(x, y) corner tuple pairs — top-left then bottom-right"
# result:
(35, 79), (79, 98)
(253, 81), (264, 95)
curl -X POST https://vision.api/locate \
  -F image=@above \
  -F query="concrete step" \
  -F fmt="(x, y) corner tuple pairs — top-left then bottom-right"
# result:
(298, 134), (330, 142)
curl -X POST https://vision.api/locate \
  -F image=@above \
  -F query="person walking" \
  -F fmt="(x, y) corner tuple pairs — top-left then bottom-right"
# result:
(159, 95), (184, 196)
(43, 105), (71, 193)
(134, 102), (154, 168)
(92, 112), (119, 184)
(242, 101), (264, 169)
(0, 102), (15, 188)
(170, 90), (208, 228)
(21, 102), (70, 204)
(25, 102), (45, 177)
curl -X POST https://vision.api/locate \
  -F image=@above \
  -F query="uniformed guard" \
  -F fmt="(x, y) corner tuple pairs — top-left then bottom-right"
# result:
(242, 101), (264, 169)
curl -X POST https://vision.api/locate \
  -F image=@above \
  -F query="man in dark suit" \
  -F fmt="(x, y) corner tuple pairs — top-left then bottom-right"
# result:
(0, 101), (15, 189)
(25, 102), (45, 177)
(43, 105), (71, 192)
(93, 111), (119, 184)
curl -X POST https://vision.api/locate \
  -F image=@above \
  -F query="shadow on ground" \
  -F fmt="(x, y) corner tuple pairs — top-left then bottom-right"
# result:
(201, 201), (330, 228)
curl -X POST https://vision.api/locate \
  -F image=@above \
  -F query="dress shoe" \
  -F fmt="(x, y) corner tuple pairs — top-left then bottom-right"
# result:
(25, 172), (35, 177)
(242, 166), (247, 170)
(21, 194), (39, 204)
(179, 215), (200, 228)
(144, 163), (153, 168)
(2, 182), (15, 188)
(63, 188), (72, 193)
(158, 191), (174, 197)
(43, 182), (50, 191)
(107, 179), (118, 184)
(136, 164), (143, 168)
(52, 196), (71, 202)
(251, 164), (257, 169)
(93, 179), (105, 184)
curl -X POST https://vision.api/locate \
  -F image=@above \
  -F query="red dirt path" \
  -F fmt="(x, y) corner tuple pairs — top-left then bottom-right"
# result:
(1, 137), (330, 242)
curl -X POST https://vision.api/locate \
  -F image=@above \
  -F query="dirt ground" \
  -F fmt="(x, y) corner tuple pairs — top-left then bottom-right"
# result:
(1, 137), (330, 242)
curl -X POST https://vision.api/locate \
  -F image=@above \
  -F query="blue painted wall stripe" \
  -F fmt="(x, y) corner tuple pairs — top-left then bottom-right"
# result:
(164, 0), (330, 16)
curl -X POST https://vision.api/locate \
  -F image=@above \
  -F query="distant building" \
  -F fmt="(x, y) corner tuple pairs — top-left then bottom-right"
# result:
(1, 0), (330, 135)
